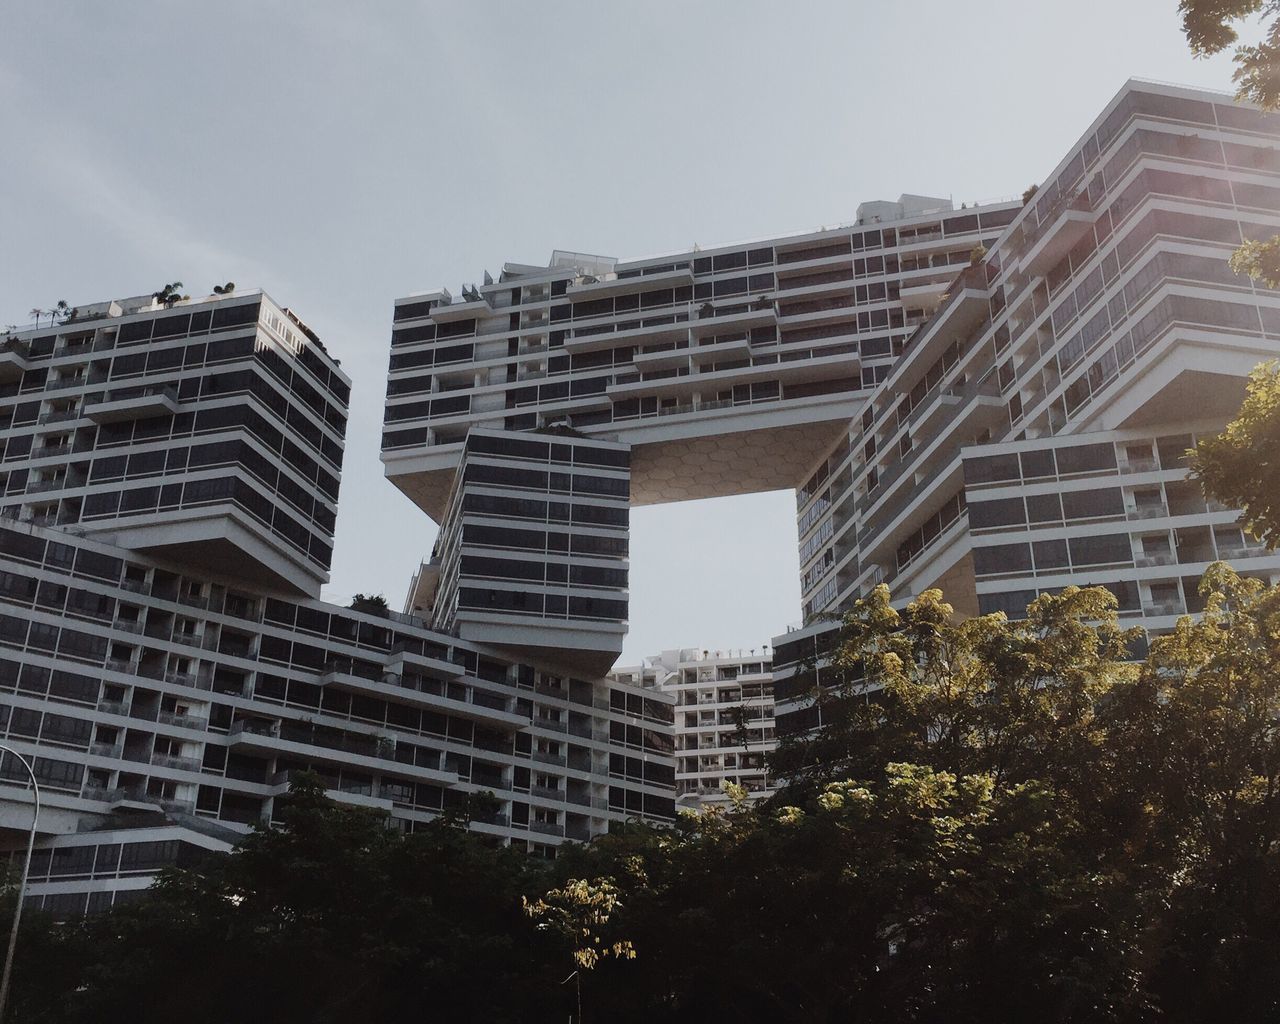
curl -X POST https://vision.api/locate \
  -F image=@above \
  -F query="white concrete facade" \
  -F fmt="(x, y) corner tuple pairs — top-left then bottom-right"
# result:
(774, 80), (1280, 738)
(0, 295), (678, 916)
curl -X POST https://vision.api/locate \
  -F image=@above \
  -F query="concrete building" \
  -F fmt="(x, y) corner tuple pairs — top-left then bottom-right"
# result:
(0, 291), (675, 917)
(774, 80), (1280, 735)
(610, 648), (776, 810)
(380, 79), (1280, 745)
(384, 197), (1015, 672)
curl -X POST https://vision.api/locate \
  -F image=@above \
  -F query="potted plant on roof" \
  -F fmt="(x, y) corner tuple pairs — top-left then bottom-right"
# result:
(152, 282), (188, 308)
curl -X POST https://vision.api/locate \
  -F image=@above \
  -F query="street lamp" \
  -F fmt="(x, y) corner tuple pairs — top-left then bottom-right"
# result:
(0, 745), (40, 1024)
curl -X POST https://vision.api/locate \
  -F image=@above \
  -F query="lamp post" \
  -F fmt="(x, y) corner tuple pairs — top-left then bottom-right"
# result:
(0, 745), (40, 1024)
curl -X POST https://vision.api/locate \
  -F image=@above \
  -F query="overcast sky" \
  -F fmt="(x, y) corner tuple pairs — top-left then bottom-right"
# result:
(0, 1), (1246, 666)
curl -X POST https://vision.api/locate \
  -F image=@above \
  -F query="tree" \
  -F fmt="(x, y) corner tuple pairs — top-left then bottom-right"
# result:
(152, 282), (187, 308)
(12, 773), (565, 1024)
(212, 281), (236, 295)
(14, 572), (1280, 1022)
(348, 592), (390, 616)
(1191, 360), (1280, 547)
(1181, 0), (1280, 109)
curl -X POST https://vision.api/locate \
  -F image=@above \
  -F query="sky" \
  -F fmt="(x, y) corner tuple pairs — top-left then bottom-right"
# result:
(0, 1), (1248, 667)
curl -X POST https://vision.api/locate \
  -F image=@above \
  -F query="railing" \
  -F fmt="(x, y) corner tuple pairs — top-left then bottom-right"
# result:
(88, 383), (179, 406)
(88, 741), (124, 758)
(97, 699), (130, 717)
(528, 820), (565, 837)
(230, 719), (279, 739)
(37, 409), (80, 424)
(150, 751), (202, 772)
(534, 718), (568, 733)
(1142, 601), (1185, 618)
(1128, 505), (1169, 520)
(157, 796), (197, 815)
(1216, 543), (1265, 560)
(104, 658), (138, 675)
(530, 784), (565, 801)
(157, 709), (209, 730)
(81, 784), (148, 805)
(1135, 553), (1176, 567)
(164, 670), (212, 691)
(531, 750), (567, 766)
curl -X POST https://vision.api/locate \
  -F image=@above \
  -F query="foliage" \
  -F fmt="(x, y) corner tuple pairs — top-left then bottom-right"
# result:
(12, 570), (1280, 1022)
(348, 592), (390, 615)
(1180, 2), (1280, 283)
(1181, 0), (1280, 108)
(1191, 361), (1280, 547)
(523, 877), (635, 970)
(212, 281), (236, 295)
(1229, 234), (1280, 287)
(152, 282), (188, 308)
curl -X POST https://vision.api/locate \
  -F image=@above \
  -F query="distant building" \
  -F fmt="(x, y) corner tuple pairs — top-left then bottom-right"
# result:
(610, 648), (775, 810)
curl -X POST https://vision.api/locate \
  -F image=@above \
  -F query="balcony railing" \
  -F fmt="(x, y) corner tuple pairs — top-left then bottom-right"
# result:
(157, 709), (209, 730)
(150, 751), (203, 772)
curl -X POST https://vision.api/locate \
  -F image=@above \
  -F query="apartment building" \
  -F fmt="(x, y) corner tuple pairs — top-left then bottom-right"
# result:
(0, 292), (675, 917)
(610, 648), (776, 810)
(381, 79), (1280, 747)
(384, 197), (1016, 672)
(775, 80), (1280, 735)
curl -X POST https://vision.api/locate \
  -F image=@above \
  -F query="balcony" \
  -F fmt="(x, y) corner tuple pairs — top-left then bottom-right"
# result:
(566, 267), (693, 301)
(0, 341), (30, 382)
(83, 384), (180, 424)
(321, 661), (527, 731)
(164, 669), (213, 691)
(898, 276), (951, 312)
(1216, 543), (1267, 561)
(150, 751), (203, 772)
(887, 265), (989, 392)
(156, 709), (209, 730)
(528, 820), (566, 838)
(565, 316), (689, 354)
(1019, 190), (1096, 277)
(37, 408), (80, 424)
(1142, 601), (1186, 618)
(429, 295), (493, 323)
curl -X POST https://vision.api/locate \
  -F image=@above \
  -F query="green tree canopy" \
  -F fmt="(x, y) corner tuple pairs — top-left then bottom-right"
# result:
(11, 571), (1280, 1022)
(1192, 361), (1280, 547)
